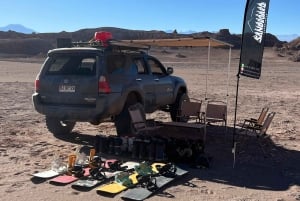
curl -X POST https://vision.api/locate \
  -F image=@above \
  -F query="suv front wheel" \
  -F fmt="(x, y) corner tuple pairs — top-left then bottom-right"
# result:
(45, 116), (76, 135)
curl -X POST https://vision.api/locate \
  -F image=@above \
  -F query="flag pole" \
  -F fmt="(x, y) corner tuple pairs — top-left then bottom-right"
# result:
(232, 72), (240, 168)
(232, 0), (270, 168)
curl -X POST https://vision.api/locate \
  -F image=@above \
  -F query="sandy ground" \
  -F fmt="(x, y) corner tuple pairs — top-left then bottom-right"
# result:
(0, 47), (300, 201)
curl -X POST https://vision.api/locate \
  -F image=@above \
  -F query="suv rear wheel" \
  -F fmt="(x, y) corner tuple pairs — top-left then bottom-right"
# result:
(114, 94), (138, 136)
(46, 116), (76, 135)
(170, 92), (189, 121)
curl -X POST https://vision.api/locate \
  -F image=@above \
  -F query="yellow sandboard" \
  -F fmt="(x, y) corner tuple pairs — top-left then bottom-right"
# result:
(96, 172), (139, 194)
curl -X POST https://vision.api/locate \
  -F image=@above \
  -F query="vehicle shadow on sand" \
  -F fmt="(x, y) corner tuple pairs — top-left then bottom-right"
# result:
(53, 124), (300, 192)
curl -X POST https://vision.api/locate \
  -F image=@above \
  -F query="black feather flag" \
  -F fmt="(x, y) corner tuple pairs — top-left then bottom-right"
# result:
(239, 0), (270, 79)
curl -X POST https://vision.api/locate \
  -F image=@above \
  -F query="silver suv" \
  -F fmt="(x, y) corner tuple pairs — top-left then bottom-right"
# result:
(32, 38), (188, 136)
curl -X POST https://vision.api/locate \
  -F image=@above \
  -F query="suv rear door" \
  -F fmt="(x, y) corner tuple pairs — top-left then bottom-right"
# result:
(132, 56), (156, 111)
(146, 57), (174, 106)
(39, 52), (99, 107)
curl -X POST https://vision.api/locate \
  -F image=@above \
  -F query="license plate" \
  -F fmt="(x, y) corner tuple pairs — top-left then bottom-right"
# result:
(59, 85), (76, 92)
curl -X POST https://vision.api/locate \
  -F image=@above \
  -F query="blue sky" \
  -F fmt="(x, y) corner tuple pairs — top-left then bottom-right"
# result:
(1, 0), (299, 37)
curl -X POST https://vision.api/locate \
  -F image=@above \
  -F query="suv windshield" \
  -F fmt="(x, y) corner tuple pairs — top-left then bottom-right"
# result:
(45, 54), (97, 76)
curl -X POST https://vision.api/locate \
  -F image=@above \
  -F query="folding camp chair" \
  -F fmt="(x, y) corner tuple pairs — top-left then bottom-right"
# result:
(235, 112), (276, 160)
(240, 107), (269, 129)
(204, 101), (227, 131)
(239, 112), (276, 137)
(177, 100), (202, 123)
(128, 103), (161, 135)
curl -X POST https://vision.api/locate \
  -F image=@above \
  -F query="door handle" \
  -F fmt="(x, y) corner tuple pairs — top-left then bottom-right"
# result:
(154, 78), (159, 81)
(136, 78), (142, 81)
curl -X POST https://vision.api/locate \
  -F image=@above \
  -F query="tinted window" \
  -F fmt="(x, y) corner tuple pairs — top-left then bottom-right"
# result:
(45, 54), (96, 76)
(148, 58), (165, 75)
(134, 58), (148, 74)
(107, 55), (126, 74)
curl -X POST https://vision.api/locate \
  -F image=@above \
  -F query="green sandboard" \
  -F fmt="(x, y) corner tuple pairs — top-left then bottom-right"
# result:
(96, 172), (139, 194)
(96, 161), (151, 195)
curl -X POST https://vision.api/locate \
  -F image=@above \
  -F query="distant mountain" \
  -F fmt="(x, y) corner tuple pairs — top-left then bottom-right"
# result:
(0, 24), (36, 34)
(0, 27), (282, 55)
(276, 34), (299, 42)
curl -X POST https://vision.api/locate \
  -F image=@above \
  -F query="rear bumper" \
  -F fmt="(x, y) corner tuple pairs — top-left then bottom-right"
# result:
(32, 93), (124, 121)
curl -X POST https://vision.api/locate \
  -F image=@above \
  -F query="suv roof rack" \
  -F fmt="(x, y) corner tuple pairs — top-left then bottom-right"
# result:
(57, 32), (150, 52)
(71, 40), (149, 50)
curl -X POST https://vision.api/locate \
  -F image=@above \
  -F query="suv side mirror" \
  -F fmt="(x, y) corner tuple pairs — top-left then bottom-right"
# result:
(166, 67), (173, 75)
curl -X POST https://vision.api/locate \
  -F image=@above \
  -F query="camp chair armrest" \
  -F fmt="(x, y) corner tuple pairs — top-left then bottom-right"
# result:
(206, 118), (225, 122)
(244, 118), (258, 123)
(253, 124), (263, 129)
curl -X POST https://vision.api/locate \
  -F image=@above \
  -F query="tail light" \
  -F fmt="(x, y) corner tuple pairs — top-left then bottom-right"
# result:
(35, 79), (40, 92)
(98, 76), (111, 93)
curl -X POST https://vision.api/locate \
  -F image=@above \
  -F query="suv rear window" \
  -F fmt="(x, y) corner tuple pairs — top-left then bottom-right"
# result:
(45, 54), (97, 76)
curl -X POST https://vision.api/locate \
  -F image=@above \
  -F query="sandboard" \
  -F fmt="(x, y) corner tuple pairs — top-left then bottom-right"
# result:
(49, 153), (90, 185)
(33, 148), (92, 181)
(71, 145), (125, 189)
(121, 161), (140, 169)
(32, 170), (60, 179)
(32, 157), (67, 179)
(96, 161), (151, 195)
(96, 172), (139, 194)
(153, 162), (188, 176)
(120, 163), (188, 200)
(50, 168), (90, 184)
(71, 161), (139, 189)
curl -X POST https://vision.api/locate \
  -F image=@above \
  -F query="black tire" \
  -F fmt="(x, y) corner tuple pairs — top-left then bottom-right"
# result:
(114, 94), (138, 136)
(170, 92), (189, 122)
(45, 116), (76, 135)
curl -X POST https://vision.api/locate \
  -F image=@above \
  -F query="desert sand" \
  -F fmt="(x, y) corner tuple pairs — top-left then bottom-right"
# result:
(0, 47), (299, 201)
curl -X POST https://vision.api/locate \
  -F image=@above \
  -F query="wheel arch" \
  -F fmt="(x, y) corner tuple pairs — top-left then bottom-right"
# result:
(174, 85), (188, 102)
(125, 91), (144, 105)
